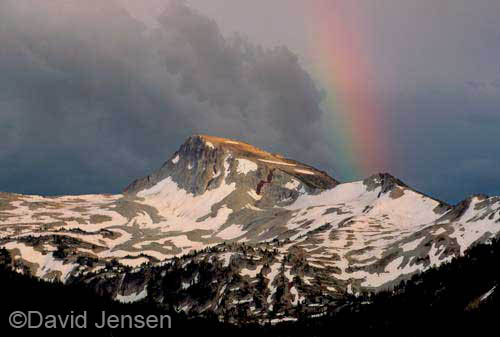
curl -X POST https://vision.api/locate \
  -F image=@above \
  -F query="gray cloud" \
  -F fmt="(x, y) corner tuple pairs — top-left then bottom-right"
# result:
(182, 0), (500, 203)
(2, 0), (500, 204)
(0, 0), (329, 195)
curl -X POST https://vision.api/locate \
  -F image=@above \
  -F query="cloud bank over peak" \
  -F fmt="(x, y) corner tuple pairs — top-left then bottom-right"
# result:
(0, 0), (329, 195)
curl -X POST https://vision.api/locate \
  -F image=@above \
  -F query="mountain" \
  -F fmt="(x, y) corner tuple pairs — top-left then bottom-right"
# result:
(1, 135), (499, 323)
(1, 238), (498, 335)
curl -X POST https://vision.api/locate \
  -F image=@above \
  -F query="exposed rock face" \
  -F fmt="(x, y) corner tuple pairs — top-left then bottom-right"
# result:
(125, 134), (339, 197)
(1, 135), (500, 323)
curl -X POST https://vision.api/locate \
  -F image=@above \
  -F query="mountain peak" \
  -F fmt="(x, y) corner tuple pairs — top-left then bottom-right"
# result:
(124, 135), (339, 196)
(4, 136), (500, 323)
(186, 134), (296, 161)
(363, 172), (408, 192)
(362, 172), (450, 208)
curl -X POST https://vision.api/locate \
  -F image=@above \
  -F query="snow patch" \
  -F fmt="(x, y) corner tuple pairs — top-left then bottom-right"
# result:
(218, 252), (235, 267)
(245, 203), (263, 211)
(116, 287), (148, 303)
(240, 266), (262, 278)
(285, 179), (300, 190)
(217, 223), (246, 240)
(480, 286), (496, 302)
(2, 242), (77, 282)
(400, 237), (426, 252)
(449, 197), (500, 253)
(248, 189), (262, 200)
(236, 158), (258, 175)
(266, 263), (281, 306)
(258, 159), (296, 166)
(294, 168), (316, 175)
(136, 177), (236, 237)
(119, 257), (149, 267)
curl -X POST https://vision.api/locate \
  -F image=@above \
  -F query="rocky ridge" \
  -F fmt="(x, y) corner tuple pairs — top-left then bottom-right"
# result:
(1, 135), (499, 323)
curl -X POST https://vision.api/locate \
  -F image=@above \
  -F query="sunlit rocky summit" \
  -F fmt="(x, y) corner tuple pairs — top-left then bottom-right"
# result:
(1, 135), (499, 322)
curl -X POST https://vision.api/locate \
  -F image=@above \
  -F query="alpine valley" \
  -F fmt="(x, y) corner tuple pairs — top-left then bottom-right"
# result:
(1, 135), (499, 324)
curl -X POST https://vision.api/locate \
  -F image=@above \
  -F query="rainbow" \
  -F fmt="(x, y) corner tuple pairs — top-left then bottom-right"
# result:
(304, 1), (387, 180)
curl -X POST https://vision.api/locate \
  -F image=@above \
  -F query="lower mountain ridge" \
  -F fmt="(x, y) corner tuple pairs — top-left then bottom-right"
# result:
(1, 135), (499, 323)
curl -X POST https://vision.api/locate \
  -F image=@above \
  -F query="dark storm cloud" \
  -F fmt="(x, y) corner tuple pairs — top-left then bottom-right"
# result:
(2, 0), (500, 203)
(0, 0), (327, 195)
(383, 87), (500, 203)
(184, 0), (500, 203)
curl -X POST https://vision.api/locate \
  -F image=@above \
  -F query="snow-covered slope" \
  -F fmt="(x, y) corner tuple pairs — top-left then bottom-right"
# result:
(1, 135), (499, 319)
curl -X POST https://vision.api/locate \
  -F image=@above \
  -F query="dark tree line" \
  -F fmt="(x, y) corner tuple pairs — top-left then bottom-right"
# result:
(1, 236), (499, 336)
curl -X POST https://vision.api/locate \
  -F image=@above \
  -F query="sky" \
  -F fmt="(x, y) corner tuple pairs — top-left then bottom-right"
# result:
(1, 0), (499, 203)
